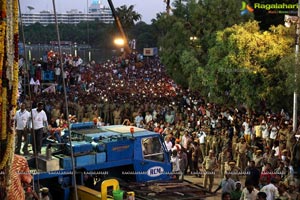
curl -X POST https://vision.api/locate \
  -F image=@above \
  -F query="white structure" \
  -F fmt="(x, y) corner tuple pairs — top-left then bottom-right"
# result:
(21, 1), (114, 26)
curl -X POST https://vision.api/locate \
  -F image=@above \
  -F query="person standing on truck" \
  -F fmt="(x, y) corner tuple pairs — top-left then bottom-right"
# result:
(30, 102), (48, 155)
(14, 103), (31, 155)
(202, 149), (218, 192)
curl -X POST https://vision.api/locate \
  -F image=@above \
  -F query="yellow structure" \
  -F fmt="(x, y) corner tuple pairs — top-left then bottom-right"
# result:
(77, 178), (134, 200)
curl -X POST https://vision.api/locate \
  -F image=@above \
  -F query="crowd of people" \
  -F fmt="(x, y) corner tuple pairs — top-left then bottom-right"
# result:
(16, 51), (300, 200)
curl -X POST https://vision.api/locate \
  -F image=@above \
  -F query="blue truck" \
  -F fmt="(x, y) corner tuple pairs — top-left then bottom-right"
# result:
(28, 123), (208, 199)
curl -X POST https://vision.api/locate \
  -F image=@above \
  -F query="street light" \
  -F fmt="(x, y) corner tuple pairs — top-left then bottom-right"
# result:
(28, 42), (32, 61)
(114, 38), (125, 53)
(74, 42), (77, 57)
(285, 3), (300, 132)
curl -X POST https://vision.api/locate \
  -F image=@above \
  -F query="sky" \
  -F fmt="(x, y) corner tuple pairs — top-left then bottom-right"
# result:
(20, 0), (169, 24)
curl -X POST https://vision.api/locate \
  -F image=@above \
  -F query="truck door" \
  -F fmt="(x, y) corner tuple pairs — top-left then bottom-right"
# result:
(134, 135), (172, 182)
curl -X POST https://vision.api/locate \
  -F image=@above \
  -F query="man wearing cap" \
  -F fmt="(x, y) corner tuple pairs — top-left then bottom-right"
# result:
(30, 102), (48, 155)
(218, 148), (231, 178)
(202, 150), (218, 192)
(227, 160), (241, 182)
(236, 137), (249, 171)
(254, 149), (264, 170)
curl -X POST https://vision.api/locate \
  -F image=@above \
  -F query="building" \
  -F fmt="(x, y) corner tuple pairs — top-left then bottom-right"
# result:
(20, 0), (114, 26)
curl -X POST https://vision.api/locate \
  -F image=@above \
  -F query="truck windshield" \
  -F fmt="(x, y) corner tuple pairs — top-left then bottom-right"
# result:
(142, 136), (164, 162)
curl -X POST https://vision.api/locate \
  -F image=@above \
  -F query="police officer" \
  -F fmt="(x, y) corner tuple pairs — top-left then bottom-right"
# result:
(202, 150), (218, 192)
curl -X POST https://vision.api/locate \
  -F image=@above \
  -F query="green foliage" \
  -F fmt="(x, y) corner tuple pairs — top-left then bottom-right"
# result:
(206, 21), (295, 110)
(156, 0), (253, 88)
(115, 4), (141, 37)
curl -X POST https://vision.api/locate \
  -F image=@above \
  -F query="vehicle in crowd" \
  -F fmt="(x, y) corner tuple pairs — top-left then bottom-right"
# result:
(27, 123), (209, 200)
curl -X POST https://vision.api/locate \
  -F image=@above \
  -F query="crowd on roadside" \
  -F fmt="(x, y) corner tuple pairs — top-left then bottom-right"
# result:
(17, 52), (300, 200)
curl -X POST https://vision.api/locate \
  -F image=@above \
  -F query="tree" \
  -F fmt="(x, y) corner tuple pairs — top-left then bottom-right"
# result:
(156, 0), (252, 88)
(115, 5), (141, 34)
(205, 21), (295, 110)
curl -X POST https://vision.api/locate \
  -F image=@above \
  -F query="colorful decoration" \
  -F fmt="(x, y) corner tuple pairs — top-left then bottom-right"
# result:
(0, 0), (19, 175)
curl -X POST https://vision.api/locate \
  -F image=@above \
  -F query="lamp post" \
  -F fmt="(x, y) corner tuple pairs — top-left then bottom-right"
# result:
(28, 42), (32, 61)
(114, 38), (125, 55)
(285, 1), (300, 132)
(74, 42), (77, 57)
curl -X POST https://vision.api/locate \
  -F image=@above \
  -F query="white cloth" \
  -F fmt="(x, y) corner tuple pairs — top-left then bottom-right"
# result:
(171, 156), (180, 172)
(242, 121), (251, 135)
(260, 183), (279, 200)
(30, 108), (47, 130)
(134, 115), (144, 128)
(14, 109), (30, 130)
(240, 187), (259, 200)
(165, 140), (173, 152)
(181, 135), (189, 149)
(145, 114), (153, 124)
(261, 124), (269, 139)
(198, 131), (206, 144)
(54, 67), (61, 75)
(269, 126), (279, 140)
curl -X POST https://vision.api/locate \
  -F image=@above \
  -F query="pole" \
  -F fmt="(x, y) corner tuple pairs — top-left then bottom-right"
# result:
(107, 0), (131, 54)
(293, 0), (300, 133)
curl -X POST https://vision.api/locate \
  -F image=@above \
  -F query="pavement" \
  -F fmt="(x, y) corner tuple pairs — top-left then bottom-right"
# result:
(184, 172), (227, 200)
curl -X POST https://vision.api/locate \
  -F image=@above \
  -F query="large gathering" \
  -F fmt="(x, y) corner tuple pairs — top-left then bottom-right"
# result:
(2, 0), (300, 199)
(15, 51), (300, 200)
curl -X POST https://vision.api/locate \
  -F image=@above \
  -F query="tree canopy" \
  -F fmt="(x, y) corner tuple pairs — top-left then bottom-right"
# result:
(156, 0), (253, 88)
(205, 21), (295, 110)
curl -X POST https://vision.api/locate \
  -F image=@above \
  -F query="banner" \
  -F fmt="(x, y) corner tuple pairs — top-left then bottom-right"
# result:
(143, 48), (158, 56)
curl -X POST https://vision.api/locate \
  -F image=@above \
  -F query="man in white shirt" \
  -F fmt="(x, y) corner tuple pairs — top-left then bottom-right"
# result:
(30, 102), (48, 155)
(198, 130), (207, 160)
(269, 121), (279, 149)
(14, 103), (31, 155)
(240, 181), (259, 200)
(145, 111), (153, 124)
(260, 178), (279, 200)
(134, 112), (144, 128)
(164, 135), (173, 152)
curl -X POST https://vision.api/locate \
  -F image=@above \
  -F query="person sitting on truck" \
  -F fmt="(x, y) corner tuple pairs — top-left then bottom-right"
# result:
(48, 117), (62, 143)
